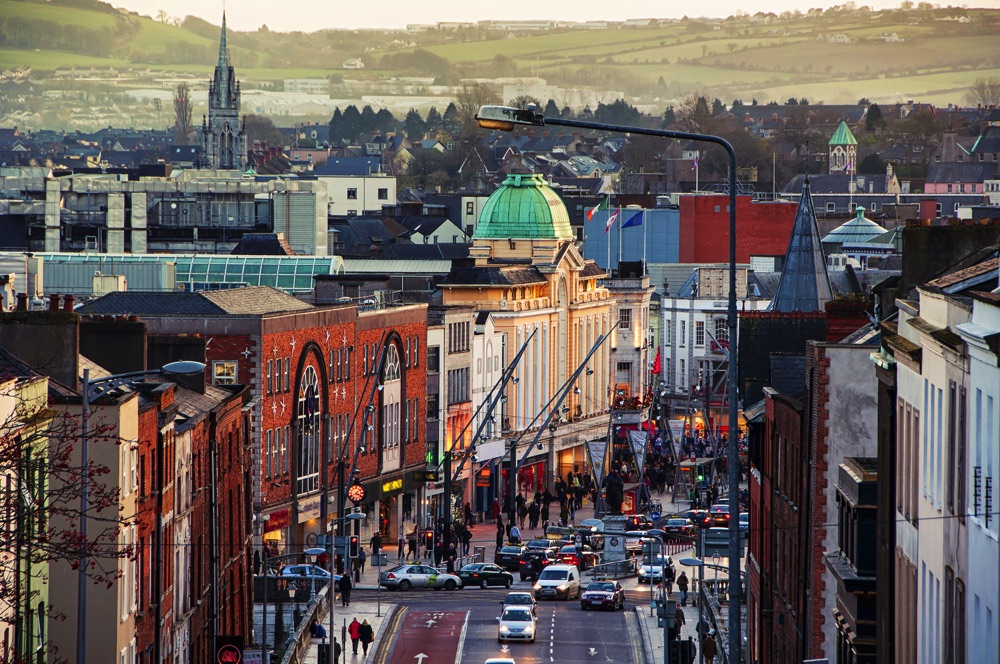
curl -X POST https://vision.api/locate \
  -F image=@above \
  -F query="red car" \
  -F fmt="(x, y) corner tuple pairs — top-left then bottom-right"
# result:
(557, 545), (600, 571)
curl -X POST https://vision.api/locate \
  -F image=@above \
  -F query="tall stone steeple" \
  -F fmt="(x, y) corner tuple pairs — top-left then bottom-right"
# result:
(768, 180), (834, 312)
(202, 12), (245, 170)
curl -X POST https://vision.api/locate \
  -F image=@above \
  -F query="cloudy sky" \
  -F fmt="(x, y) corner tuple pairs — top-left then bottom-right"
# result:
(111, 0), (1000, 32)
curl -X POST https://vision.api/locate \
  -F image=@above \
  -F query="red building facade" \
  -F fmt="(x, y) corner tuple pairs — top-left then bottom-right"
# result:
(678, 195), (799, 264)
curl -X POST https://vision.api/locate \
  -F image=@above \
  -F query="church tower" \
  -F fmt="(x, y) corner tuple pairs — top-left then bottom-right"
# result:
(828, 120), (857, 175)
(202, 12), (245, 170)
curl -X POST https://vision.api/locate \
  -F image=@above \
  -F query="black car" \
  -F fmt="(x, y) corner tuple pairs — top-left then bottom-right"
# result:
(518, 549), (557, 581)
(457, 563), (514, 589)
(663, 518), (696, 540)
(494, 545), (527, 571)
(624, 514), (653, 530)
(709, 504), (731, 527)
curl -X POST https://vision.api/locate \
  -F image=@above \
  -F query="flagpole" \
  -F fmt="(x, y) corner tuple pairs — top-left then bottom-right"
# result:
(642, 210), (647, 271)
(617, 207), (623, 266)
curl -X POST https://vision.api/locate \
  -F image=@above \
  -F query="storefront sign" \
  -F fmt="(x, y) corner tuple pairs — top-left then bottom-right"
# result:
(298, 496), (321, 523)
(264, 508), (289, 534)
(381, 478), (403, 494)
(476, 466), (491, 487)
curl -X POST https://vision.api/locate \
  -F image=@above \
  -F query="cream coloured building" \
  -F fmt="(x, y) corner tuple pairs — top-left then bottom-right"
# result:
(439, 173), (614, 493)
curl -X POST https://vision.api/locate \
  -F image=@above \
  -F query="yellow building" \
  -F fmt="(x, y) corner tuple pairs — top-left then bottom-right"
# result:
(440, 173), (614, 491)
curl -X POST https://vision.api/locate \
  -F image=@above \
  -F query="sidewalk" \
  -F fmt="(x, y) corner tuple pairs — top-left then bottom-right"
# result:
(300, 600), (399, 664)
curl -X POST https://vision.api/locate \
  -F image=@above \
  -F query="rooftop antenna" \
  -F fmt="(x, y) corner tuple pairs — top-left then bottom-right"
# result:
(804, 138), (811, 184)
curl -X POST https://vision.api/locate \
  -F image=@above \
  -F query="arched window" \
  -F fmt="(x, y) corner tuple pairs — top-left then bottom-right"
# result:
(296, 364), (321, 494)
(382, 343), (402, 467)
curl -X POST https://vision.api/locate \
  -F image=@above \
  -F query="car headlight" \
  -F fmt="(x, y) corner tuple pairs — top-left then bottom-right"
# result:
(533, 584), (542, 591)
(558, 584), (568, 591)
(524, 626), (534, 635)
(638, 568), (647, 576)
(500, 626), (509, 634)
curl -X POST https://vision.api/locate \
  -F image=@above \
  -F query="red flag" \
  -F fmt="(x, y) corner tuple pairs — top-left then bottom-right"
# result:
(651, 348), (661, 374)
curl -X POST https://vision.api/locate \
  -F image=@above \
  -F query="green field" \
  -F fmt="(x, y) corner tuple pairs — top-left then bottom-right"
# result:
(1, 0), (999, 112)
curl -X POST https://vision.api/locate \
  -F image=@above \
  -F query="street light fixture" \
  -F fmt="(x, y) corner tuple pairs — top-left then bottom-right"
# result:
(77, 360), (206, 664)
(477, 105), (741, 661)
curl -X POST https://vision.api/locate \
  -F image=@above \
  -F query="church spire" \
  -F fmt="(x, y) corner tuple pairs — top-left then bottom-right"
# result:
(768, 180), (833, 312)
(217, 11), (229, 70)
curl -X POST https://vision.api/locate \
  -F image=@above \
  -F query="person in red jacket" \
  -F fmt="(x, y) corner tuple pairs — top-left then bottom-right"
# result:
(348, 618), (361, 655)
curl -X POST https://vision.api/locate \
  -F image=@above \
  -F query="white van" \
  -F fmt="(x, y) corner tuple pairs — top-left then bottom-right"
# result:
(532, 564), (581, 600)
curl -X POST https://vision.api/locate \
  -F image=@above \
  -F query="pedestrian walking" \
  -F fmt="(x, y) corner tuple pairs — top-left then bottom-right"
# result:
(340, 573), (352, 607)
(358, 547), (366, 574)
(397, 533), (405, 562)
(333, 638), (342, 662)
(461, 527), (472, 556)
(496, 518), (505, 550)
(702, 630), (718, 664)
(359, 619), (375, 656)
(348, 617), (361, 655)
(677, 570), (689, 606)
(370, 532), (382, 555)
(253, 550), (262, 575)
(509, 523), (521, 544)
(464, 502), (475, 527)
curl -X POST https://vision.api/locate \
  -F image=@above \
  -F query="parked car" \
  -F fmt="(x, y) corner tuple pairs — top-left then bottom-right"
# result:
(494, 545), (527, 571)
(710, 504), (731, 527)
(637, 554), (673, 584)
(580, 580), (626, 611)
(518, 549), (557, 581)
(503, 591), (537, 616)
(624, 514), (653, 530)
(663, 518), (696, 540)
(378, 564), (461, 591)
(533, 564), (582, 600)
(458, 563), (513, 589)
(497, 605), (536, 643)
(556, 545), (600, 570)
(739, 512), (749, 533)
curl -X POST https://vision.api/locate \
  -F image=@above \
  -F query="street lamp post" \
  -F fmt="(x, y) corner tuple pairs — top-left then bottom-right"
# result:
(680, 554), (706, 664)
(76, 360), (205, 664)
(305, 547), (325, 604)
(477, 105), (741, 662)
(646, 529), (671, 664)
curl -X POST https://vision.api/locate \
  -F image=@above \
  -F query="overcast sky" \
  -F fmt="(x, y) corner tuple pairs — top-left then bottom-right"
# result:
(111, 0), (1000, 32)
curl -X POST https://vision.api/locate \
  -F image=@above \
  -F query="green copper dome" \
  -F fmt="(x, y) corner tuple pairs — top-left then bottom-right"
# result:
(829, 120), (857, 146)
(475, 173), (574, 240)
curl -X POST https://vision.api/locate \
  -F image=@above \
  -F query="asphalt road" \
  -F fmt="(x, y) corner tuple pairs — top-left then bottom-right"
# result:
(357, 585), (643, 664)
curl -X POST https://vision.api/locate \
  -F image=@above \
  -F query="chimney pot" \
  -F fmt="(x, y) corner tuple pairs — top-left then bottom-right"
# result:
(49, 294), (60, 311)
(16, 293), (28, 311)
(62, 295), (75, 312)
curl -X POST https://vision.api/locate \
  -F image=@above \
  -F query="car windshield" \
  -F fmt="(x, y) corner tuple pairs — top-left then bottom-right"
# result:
(668, 519), (687, 526)
(712, 505), (729, 513)
(559, 546), (577, 553)
(538, 569), (568, 581)
(505, 594), (532, 604)
(461, 564), (481, 572)
(740, 514), (749, 522)
(588, 582), (614, 592)
(500, 546), (521, 554)
(645, 556), (669, 566)
(527, 540), (549, 548)
(502, 608), (532, 622)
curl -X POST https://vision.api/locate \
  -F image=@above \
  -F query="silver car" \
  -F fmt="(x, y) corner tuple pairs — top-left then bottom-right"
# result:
(637, 555), (672, 584)
(497, 605), (536, 643)
(378, 564), (461, 591)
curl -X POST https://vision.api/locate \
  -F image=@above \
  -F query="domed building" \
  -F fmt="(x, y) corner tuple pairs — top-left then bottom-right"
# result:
(821, 205), (888, 252)
(440, 173), (614, 492)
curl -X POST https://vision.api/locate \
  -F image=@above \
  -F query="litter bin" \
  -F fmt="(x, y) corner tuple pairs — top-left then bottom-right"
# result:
(372, 553), (388, 567)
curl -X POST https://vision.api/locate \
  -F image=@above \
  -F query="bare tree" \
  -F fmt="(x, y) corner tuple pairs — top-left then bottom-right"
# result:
(967, 76), (1000, 108)
(454, 83), (502, 137)
(173, 82), (195, 144)
(507, 95), (542, 110)
(1, 376), (130, 663)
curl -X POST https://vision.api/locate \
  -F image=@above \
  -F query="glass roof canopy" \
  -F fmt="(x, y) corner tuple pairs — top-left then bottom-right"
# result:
(40, 254), (344, 293)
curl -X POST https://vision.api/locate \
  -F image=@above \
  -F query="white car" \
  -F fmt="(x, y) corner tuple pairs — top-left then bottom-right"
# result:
(637, 555), (673, 584)
(497, 605), (536, 643)
(484, 659), (516, 664)
(378, 564), (461, 591)
(533, 564), (581, 600)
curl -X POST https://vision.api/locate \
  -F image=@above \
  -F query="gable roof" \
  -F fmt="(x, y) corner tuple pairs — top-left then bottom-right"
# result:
(78, 286), (312, 317)
(829, 120), (858, 146)
(925, 161), (998, 184)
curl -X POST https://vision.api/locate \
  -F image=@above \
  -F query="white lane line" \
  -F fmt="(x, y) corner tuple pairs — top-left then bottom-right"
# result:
(452, 610), (469, 664)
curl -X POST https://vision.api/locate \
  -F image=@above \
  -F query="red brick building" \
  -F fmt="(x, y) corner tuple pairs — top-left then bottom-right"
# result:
(79, 287), (428, 560)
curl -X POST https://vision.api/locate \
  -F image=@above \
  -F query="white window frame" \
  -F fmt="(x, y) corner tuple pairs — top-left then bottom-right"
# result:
(212, 360), (237, 386)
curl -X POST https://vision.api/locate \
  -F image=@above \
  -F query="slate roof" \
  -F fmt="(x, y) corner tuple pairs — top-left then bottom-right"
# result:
(442, 265), (547, 286)
(768, 181), (833, 312)
(78, 286), (313, 317)
(312, 157), (384, 176)
(971, 126), (1000, 154)
(782, 173), (891, 195)
(925, 161), (998, 183)
(769, 354), (808, 395)
(230, 233), (296, 256)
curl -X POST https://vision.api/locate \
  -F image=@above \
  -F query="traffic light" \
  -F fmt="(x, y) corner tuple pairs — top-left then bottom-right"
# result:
(425, 530), (434, 550)
(349, 535), (360, 559)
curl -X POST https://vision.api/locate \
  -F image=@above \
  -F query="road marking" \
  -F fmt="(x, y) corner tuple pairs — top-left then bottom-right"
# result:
(589, 647), (598, 656)
(452, 611), (469, 664)
(424, 619), (436, 628)
(375, 607), (407, 664)
(414, 655), (428, 664)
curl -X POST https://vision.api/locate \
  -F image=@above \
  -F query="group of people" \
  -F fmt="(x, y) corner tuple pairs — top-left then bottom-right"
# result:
(309, 617), (374, 659)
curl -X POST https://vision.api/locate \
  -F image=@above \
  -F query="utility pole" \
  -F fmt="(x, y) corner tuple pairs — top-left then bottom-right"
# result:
(443, 450), (452, 563)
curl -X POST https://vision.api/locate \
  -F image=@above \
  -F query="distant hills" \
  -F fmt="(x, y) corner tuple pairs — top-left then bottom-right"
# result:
(1, 0), (999, 107)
